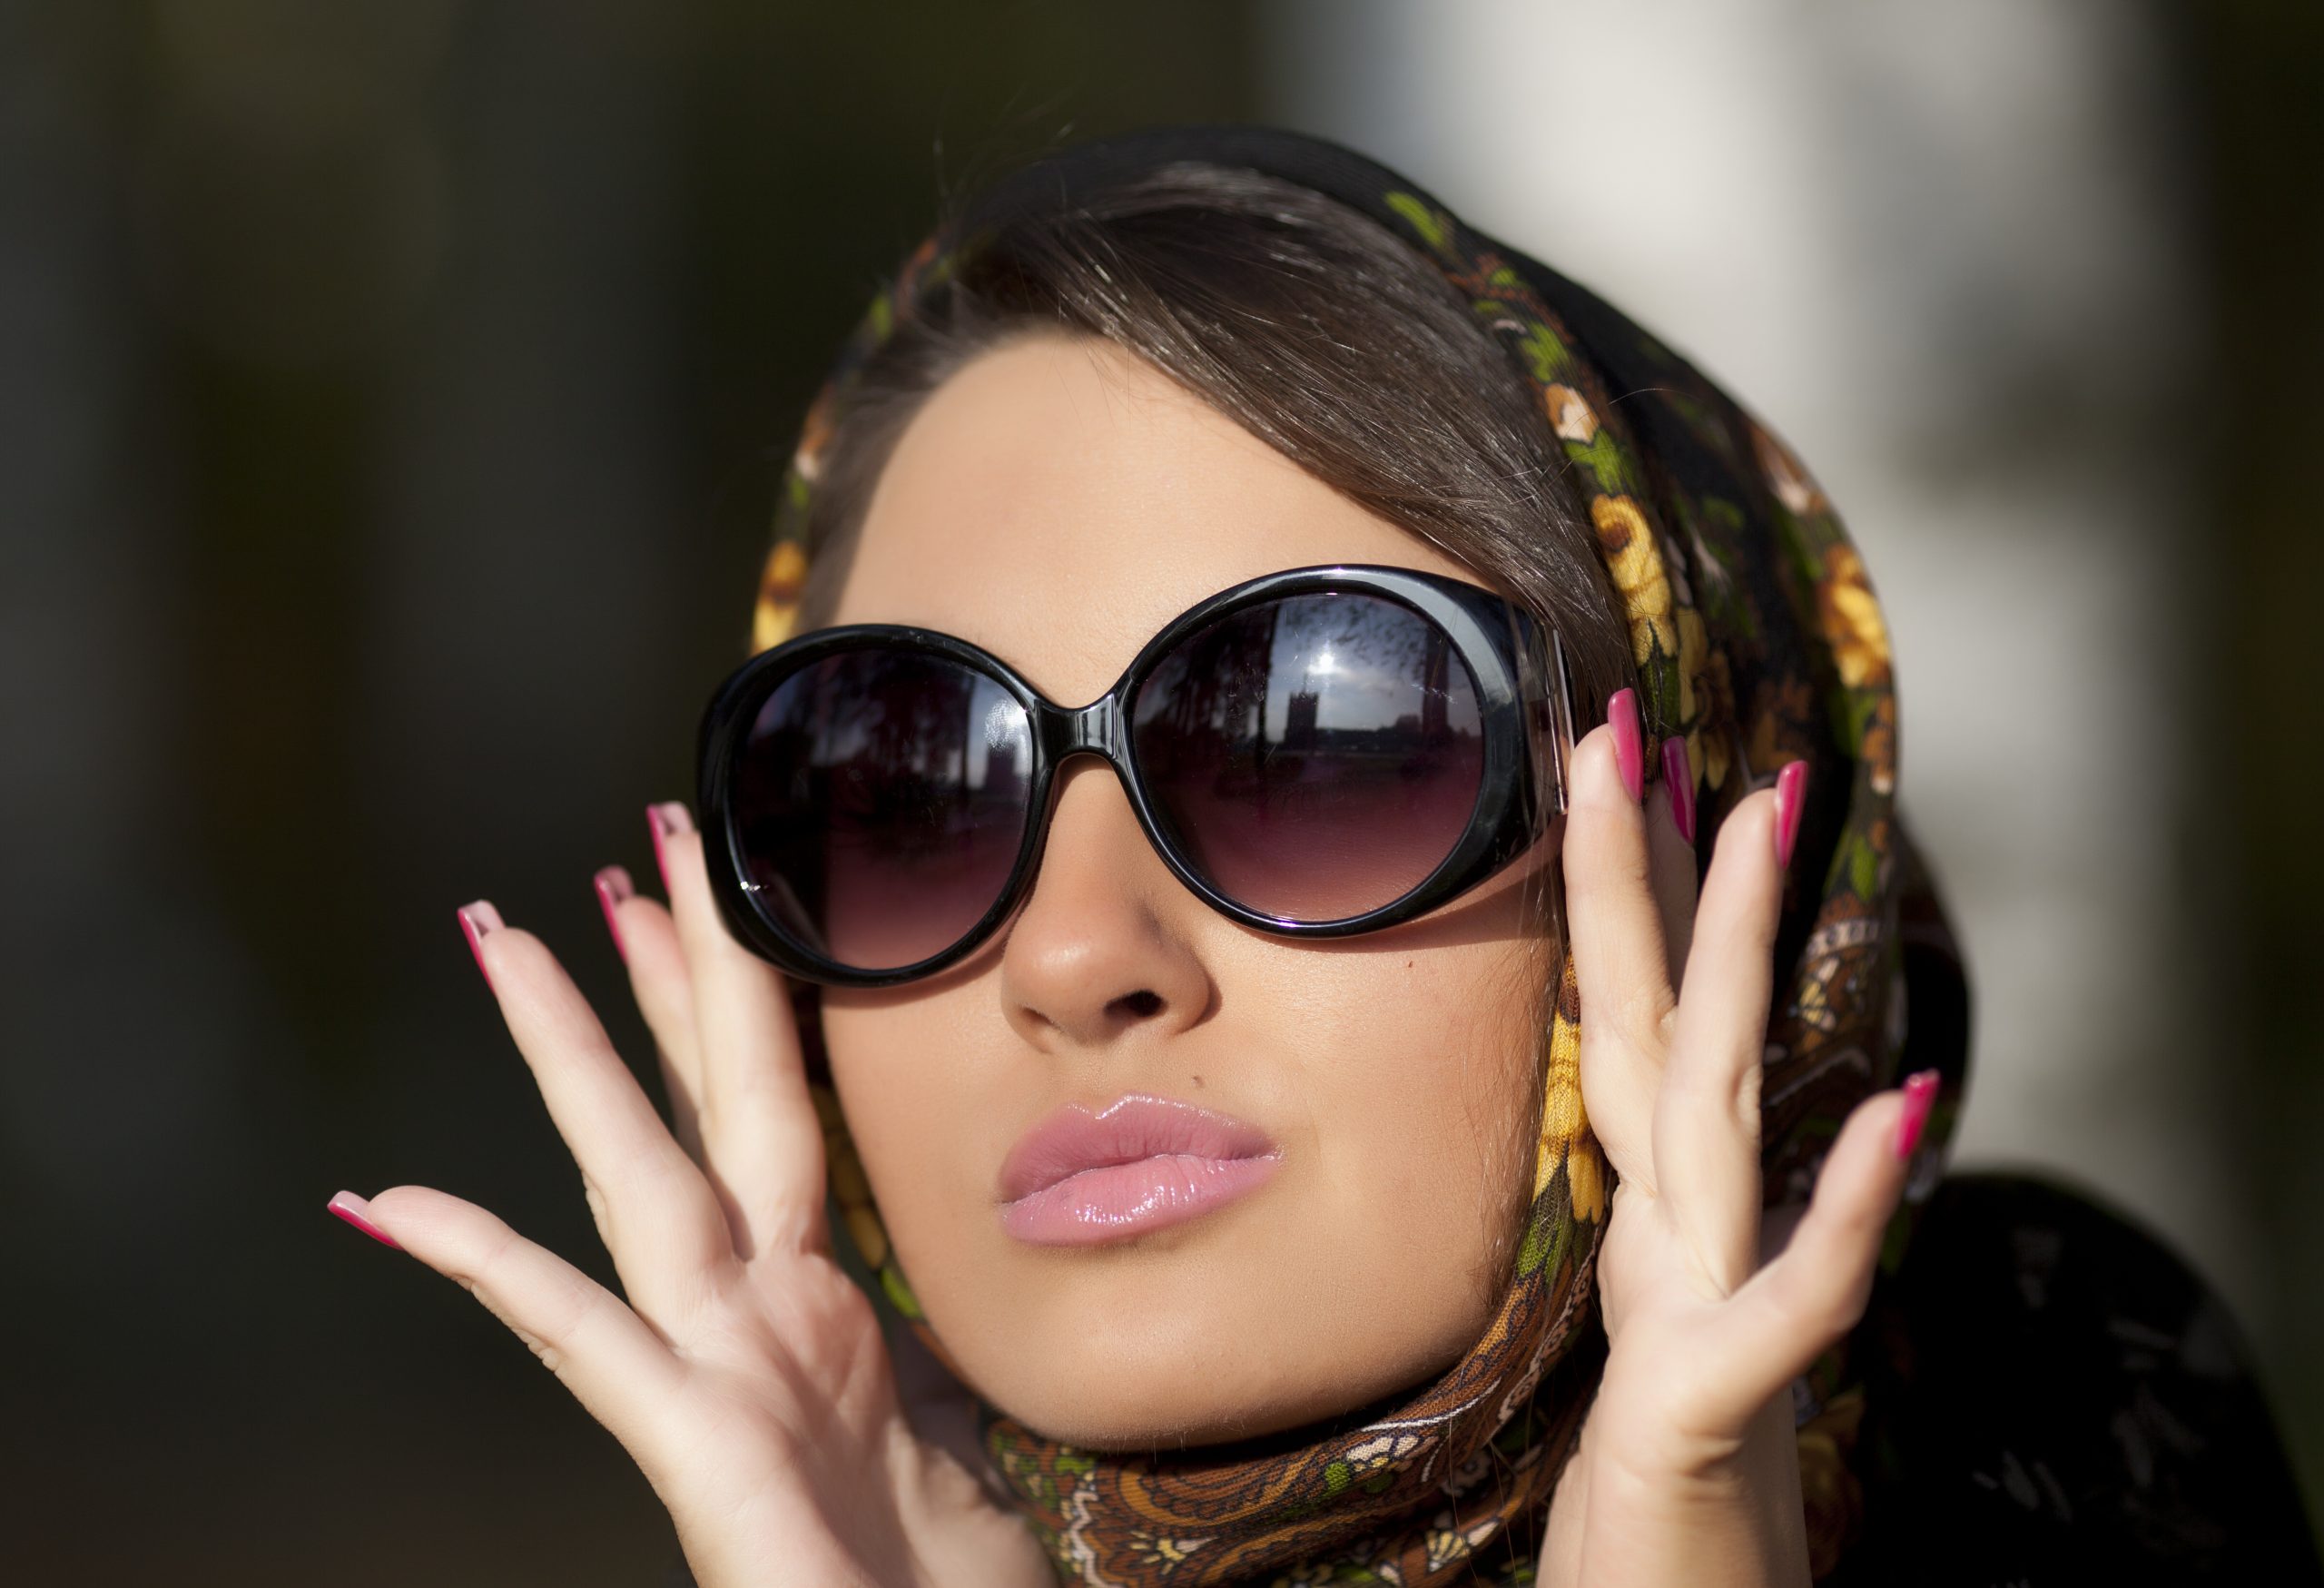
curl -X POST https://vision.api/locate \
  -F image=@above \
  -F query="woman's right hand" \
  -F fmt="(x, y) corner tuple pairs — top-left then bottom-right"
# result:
(328, 802), (1050, 1588)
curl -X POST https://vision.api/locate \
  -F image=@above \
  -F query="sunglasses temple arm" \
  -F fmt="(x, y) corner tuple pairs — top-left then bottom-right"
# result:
(1510, 611), (1581, 961)
(1549, 629), (1580, 817)
(1509, 607), (1581, 820)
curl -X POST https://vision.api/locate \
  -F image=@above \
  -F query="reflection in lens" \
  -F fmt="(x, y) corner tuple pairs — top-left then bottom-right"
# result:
(735, 649), (1033, 972)
(1130, 591), (1485, 922)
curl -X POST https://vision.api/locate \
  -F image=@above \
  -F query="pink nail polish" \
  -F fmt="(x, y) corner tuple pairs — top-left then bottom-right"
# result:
(457, 900), (503, 990)
(1773, 760), (1809, 871)
(645, 802), (694, 893)
(1661, 735), (1695, 844)
(1894, 1070), (1939, 1159)
(328, 1190), (402, 1249)
(1608, 687), (1644, 803)
(595, 865), (635, 962)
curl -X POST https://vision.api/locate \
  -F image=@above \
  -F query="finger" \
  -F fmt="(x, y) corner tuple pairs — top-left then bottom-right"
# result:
(1699, 1080), (1931, 1430)
(600, 861), (707, 1163)
(1652, 784), (1785, 1291)
(653, 802), (830, 1261)
(1563, 688), (1672, 1191)
(351, 1185), (690, 1475)
(1648, 735), (1700, 989)
(460, 901), (735, 1321)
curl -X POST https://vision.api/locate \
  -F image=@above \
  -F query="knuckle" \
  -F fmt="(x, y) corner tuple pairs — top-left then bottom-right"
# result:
(523, 1267), (600, 1359)
(607, 1125), (677, 1188)
(1566, 811), (1650, 893)
(1579, 1007), (1641, 1068)
(468, 1217), (525, 1280)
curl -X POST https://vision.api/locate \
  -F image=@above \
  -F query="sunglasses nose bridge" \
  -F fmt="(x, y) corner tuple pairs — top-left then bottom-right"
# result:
(1043, 695), (1127, 766)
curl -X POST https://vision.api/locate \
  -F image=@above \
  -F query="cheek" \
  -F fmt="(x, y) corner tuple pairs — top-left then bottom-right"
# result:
(1288, 838), (1554, 1211)
(1294, 943), (1546, 1263)
(817, 997), (1004, 1277)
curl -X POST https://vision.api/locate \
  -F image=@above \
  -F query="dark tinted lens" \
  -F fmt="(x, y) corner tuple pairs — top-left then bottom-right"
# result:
(734, 647), (1035, 972)
(1129, 591), (1485, 922)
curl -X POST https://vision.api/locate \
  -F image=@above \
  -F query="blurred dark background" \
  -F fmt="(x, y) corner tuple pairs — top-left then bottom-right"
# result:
(2, 2), (2317, 1581)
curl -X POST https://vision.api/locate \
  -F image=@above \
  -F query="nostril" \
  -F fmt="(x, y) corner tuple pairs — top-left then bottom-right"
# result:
(1116, 990), (1163, 1019)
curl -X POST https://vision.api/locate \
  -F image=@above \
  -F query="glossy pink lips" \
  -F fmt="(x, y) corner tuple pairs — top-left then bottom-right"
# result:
(997, 1093), (1282, 1247)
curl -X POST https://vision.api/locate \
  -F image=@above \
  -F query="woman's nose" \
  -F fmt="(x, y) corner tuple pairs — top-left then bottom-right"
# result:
(997, 757), (1215, 1052)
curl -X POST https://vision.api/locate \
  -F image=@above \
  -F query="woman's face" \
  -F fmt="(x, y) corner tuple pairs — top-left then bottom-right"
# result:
(819, 333), (1558, 1449)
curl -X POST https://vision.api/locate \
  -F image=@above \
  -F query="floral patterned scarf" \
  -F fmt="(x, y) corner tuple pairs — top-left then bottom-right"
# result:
(737, 125), (1969, 1585)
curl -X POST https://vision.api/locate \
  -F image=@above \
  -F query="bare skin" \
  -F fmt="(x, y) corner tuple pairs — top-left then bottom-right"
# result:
(338, 335), (1916, 1586)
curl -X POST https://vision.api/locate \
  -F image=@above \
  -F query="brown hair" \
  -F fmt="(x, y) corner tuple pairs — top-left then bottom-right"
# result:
(789, 157), (1637, 1292)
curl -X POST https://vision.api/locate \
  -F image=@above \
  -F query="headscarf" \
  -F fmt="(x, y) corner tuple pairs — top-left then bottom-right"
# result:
(738, 125), (1970, 1585)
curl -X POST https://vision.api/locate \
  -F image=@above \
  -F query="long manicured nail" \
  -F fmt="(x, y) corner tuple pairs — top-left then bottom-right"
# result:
(1607, 688), (1644, 803)
(1661, 735), (1695, 844)
(457, 899), (504, 990)
(1773, 760), (1809, 871)
(595, 865), (635, 962)
(1894, 1070), (1940, 1159)
(327, 1190), (402, 1249)
(646, 802), (695, 893)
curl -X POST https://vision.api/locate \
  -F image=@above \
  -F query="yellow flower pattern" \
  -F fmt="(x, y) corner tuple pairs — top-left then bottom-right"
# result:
(1535, 954), (1607, 1226)
(1818, 542), (1892, 689)
(752, 538), (809, 655)
(1590, 494), (1678, 671)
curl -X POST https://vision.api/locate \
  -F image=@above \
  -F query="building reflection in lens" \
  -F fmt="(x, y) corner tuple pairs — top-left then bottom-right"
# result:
(741, 652), (1034, 971)
(1130, 593), (1483, 922)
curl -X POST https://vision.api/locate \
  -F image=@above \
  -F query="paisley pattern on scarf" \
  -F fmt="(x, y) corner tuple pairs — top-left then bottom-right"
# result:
(739, 126), (1973, 1584)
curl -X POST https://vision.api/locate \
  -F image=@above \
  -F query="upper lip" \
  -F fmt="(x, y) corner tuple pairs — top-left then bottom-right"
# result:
(996, 1092), (1279, 1203)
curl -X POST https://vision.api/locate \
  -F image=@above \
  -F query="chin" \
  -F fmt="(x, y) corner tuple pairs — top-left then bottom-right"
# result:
(938, 1246), (1466, 1454)
(980, 1348), (1338, 1454)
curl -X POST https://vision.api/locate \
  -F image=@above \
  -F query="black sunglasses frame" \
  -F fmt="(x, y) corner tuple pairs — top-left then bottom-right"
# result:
(695, 563), (1582, 989)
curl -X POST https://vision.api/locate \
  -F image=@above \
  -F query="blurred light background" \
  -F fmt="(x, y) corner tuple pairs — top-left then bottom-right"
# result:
(4, 2), (2317, 1580)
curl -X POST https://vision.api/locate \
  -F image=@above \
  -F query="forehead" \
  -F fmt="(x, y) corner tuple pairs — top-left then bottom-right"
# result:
(824, 333), (1476, 706)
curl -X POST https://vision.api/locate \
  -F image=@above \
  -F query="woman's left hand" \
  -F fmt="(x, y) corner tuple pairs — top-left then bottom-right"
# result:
(1540, 690), (1935, 1587)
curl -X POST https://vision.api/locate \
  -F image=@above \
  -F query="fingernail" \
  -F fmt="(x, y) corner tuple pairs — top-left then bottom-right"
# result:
(595, 866), (635, 962)
(645, 802), (694, 893)
(1661, 735), (1695, 844)
(327, 1190), (402, 1249)
(457, 899), (503, 990)
(1894, 1070), (1939, 1159)
(1773, 760), (1809, 871)
(1608, 687), (1644, 803)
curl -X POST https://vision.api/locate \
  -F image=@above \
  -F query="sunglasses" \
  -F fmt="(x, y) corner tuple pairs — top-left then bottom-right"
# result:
(695, 563), (1582, 988)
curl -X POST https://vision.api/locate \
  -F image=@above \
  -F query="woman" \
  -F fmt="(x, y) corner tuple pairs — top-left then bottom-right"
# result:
(324, 127), (2319, 1583)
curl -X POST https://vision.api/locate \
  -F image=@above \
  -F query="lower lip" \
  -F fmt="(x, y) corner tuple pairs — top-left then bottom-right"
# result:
(999, 1152), (1282, 1246)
